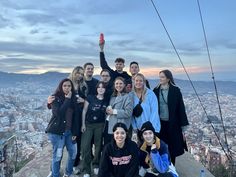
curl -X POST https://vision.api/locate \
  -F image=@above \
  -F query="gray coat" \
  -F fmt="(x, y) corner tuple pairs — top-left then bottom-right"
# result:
(107, 93), (133, 134)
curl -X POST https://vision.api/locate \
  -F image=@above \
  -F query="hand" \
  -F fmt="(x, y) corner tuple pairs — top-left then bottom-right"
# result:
(106, 108), (113, 115)
(132, 133), (138, 144)
(47, 95), (55, 104)
(151, 144), (157, 150)
(81, 124), (86, 133)
(77, 97), (84, 103)
(72, 136), (76, 141)
(99, 40), (105, 52)
(65, 91), (72, 98)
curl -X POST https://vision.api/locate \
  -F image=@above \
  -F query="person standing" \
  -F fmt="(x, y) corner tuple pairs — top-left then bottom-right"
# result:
(80, 81), (108, 177)
(104, 77), (133, 145)
(46, 78), (80, 177)
(99, 39), (131, 83)
(153, 70), (189, 165)
(131, 73), (160, 143)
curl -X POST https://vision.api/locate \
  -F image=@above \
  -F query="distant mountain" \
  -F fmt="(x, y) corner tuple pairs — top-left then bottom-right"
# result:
(0, 71), (236, 95)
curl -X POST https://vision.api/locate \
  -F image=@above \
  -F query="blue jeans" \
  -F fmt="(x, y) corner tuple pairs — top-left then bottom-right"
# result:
(48, 130), (77, 177)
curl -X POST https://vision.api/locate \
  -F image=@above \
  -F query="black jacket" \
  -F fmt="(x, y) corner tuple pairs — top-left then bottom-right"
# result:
(45, 96), (82, 136)
(153, 84), (189, 157)
(98, 138), (139, 177)
(100, 52), (131, 83)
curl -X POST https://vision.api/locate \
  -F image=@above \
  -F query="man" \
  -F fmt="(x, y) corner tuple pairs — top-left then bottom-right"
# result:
(129, 61), (150, 89)
(100, 69), (113, 100)
(99, 41), (131, 83)
(83, 62), (99, 96)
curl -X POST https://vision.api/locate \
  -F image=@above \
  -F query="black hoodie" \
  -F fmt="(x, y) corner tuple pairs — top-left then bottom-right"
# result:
(98, 138), (139, 177)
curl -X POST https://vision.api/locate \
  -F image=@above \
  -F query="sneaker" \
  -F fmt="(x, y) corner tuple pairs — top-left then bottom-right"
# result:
(93, 168), (99, 175)
(46, 172), (52, 177)
(63, 174), (77, 177)
(83, 174), (90, 177)
(73, 166), (81, 174)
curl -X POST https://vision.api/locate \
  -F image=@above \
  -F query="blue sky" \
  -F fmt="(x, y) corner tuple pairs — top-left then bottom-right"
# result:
(0, 0), (235, 81)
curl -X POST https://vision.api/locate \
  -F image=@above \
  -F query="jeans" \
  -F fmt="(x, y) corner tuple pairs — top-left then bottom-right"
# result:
(48, 130), (77, 177)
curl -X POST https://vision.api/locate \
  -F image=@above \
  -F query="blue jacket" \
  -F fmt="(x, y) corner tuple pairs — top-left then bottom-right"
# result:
(131, 89), (160, 133)
(139, 137), (178, 177)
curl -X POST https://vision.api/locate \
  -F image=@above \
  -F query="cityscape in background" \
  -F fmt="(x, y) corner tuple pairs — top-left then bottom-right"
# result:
(0, 72), (235, 177)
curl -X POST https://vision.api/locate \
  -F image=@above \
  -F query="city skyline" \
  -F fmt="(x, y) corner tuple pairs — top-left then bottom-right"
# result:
(0, 0), (235, 81)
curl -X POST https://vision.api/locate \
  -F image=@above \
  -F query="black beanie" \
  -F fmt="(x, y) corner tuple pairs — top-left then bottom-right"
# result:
(140, 121), (155, 135)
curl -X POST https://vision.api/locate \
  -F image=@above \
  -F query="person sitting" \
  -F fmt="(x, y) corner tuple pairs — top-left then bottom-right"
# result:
(139, 121), (178, 177)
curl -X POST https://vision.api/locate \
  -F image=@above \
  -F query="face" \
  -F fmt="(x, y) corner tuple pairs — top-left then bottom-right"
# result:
(114, 79), (125, 93)
(100, 71), (111, 83)
(142, 130), (154, 145)
(97, 83), (106, 95)
(115, 62), (125, 72)
(114, 127), (126, 145)
(62, 81), (72, 95)
(134, 75), (144, 89)
(159, 72), (170, 85)
(74, 69), (84, 81)
(84, 65), (94, 77)
(129, 63), (139, 76)
(125, 83), (132, 93)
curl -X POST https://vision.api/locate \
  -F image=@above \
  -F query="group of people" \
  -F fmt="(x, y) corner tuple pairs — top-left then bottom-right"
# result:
(45, 40), (189, 177)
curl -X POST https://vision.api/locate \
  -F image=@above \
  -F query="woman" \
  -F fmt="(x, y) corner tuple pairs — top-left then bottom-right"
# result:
(45, 78), (81, 177)
(81, 81), (108, 177)
(153, 70), (189, 165)
(104, 77), (133, 145)
(98, 122), (139, 177)
(131, 73), (160, 142)
(139, 121), (178, 177)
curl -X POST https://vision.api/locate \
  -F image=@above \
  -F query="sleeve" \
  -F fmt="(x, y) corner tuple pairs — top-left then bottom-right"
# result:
(149, 91), (161, 133)
(98, 145), (112, 177)
(177, 88), (189, 127)
(115, 94), (133, 119)
(150, 142), (170, 173)
(100, 52), (114, 74)
(125, 142), (139, 177)
(51, 97), (71, 117)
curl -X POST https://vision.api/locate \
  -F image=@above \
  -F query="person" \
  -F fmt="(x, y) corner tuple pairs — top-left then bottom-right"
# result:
(47, 66), (86, 174)
(99, 39), (131, 83)
(153, 70), (189, 165)
(100, 69), (113, 100)
(45, 78), (81, 177)
(139, 121), (178, 177)
(98, 122), (139, 177)
(104, 77), (133, 145)
(83, 62), (99, 96)
(68, 66), (87, 174)
(131, 73), (160, 143)
(80, 81), (108, 177)
(129, 61), (150, 88)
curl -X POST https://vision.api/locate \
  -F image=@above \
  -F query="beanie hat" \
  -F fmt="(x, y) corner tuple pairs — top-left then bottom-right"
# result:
(113, 122), (128, 132)
(140, 121), (155, 135)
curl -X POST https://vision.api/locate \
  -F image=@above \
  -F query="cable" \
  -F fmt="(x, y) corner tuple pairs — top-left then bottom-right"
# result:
(196, 0), (232, 160)
(149, 0), (232, 161)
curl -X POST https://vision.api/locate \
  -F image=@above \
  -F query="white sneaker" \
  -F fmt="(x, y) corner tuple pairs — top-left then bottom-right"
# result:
(93, 168), (99, 175)
(73, 166), (81, 174)
(46, 171), (52, 177)
(83, 174), (90, 177)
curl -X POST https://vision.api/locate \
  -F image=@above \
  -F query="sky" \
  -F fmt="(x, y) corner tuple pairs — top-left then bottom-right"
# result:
(0, 0), (235, 81)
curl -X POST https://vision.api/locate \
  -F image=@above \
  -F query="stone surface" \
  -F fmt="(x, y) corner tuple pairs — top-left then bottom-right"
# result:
(14, 144), (215, 177)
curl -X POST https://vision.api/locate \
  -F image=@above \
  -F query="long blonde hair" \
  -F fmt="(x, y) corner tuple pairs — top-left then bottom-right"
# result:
(69, 66), (88, 96)
(133, 73), (147, 101)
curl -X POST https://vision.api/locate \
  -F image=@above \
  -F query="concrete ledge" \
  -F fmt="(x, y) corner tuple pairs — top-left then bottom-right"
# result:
(14, 145), (215, 177)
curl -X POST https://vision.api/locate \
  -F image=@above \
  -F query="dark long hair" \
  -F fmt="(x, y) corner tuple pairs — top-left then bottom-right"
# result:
(53, 78), (75, 100)
(159, 69), (175, 85)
